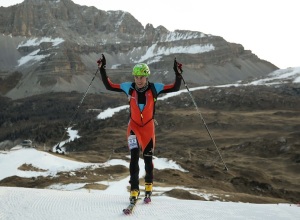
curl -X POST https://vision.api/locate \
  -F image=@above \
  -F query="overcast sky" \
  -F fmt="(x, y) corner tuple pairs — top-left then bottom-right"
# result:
(1, 0), (299, 69)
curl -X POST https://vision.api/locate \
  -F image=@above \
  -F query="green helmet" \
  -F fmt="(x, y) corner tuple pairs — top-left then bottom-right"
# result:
(132, 63), (150, 77)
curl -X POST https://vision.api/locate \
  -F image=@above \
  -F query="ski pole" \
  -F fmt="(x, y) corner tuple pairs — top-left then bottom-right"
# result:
(55, 68), (99, 151)
(179, 73), (229, 171)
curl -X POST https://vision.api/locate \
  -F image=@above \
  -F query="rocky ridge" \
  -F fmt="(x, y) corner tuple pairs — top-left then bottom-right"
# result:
(0, 0), (277, 99)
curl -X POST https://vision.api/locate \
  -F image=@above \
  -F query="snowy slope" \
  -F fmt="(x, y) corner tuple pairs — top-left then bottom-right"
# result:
(0, 187), (299, 220)
(0, 148), (299, 219)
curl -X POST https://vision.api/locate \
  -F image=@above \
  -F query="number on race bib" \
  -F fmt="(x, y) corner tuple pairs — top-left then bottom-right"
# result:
(128, 135), (138, 150)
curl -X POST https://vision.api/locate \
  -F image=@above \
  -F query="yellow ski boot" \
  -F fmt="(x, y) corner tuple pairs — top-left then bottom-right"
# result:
(144, 183), (152, 203)
(129, 189), (140, 204)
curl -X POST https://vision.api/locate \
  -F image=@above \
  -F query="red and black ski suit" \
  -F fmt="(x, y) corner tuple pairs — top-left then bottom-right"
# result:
(100, 67), (182, 191)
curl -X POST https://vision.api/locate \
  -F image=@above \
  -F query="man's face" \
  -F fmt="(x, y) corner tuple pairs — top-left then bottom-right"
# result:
(134, 76), (147, 88)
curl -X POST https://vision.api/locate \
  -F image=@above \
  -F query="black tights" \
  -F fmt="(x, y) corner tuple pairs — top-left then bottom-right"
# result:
(129, 139), (153, 190)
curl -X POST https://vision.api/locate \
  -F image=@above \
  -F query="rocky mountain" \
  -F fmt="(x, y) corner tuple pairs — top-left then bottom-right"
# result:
(0, 0), (277, 99)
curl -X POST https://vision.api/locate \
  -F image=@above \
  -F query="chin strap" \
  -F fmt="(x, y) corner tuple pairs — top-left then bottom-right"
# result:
(135, 81), (149, 92)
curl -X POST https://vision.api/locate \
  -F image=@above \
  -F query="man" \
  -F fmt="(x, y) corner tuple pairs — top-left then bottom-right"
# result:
(98, 54), (183, 203)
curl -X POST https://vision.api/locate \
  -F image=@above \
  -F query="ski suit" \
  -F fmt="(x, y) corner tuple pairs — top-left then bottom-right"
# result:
(100, 67), (182, 190)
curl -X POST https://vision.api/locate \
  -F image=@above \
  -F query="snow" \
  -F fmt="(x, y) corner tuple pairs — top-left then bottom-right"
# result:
(17, 49), (50, 66)
(0, 149), (187, 184)
(163, 31), (207, 42)
(16, 37), (65, 66)
(0, 148), (94, 181)
(17, 37), (64, 48)
(248, 67), (300, 85)
(0, 148), (299, 219)
(97, 105), (129, 119)
(1, 186), (299, 220)
(135, 43), (215, 63)
(51, 127), (80, 153)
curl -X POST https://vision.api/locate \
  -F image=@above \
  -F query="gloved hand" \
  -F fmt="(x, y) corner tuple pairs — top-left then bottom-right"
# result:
(97, 54), (106, 69)
(173, 58), (183, 77)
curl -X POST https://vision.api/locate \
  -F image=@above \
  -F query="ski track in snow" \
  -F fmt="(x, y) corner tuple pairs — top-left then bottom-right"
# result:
(0, 187), (299, 220)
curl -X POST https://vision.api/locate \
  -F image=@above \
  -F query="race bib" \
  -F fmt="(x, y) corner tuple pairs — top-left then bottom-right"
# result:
(128, 135), (138, 150)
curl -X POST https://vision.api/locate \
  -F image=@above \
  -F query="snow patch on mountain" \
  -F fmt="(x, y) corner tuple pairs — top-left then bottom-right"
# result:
(17, 37), (64, 48)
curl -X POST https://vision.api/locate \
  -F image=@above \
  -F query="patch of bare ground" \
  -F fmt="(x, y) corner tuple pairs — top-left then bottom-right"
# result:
(164, 189), (204, 200)
(18, 163), (47, 172)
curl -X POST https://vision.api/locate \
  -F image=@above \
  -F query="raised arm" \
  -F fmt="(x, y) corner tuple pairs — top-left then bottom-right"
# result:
(98, 54), (123, 92)
(158, 58), (183, 95)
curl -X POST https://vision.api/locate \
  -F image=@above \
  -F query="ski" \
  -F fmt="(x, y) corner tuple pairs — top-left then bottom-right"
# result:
(123, 195), (152, 214)
(144, 195), (151, 204)
(123, 198), (139, 215)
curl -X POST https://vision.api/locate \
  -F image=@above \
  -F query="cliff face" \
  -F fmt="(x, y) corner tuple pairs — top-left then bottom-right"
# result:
(0, 0), (277, 99)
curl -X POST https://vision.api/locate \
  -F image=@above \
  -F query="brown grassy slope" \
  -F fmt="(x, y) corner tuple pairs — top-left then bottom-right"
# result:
(0, 84), (300, 203)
